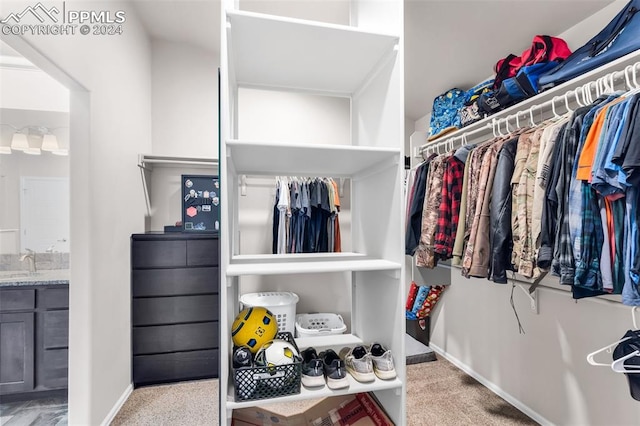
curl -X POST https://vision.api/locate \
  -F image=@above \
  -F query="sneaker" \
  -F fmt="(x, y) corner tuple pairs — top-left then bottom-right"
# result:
(369, 343), (396, 380)
(319, 349), (349, 390)
(300, 348), (325, 388)
(339, 346), (375, 383)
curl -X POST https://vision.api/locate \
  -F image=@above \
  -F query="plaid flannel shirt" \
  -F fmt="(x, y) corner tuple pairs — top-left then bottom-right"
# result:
(573, 184), (604, 296)
(433, 156), (464, 258)
(416, 154), (451, 268)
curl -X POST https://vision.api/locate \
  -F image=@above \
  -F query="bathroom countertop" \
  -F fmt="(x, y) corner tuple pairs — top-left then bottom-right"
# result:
(0, 270), (70, 287)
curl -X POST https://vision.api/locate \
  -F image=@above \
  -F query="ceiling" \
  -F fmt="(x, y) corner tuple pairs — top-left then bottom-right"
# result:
(132, 0), (616, 120)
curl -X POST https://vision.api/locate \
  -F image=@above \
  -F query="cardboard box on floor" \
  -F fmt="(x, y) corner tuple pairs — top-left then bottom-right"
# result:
(232, 393), (395, 426)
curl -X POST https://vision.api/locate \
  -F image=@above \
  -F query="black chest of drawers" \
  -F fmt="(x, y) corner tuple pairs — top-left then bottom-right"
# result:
(131, 233), (220, 387)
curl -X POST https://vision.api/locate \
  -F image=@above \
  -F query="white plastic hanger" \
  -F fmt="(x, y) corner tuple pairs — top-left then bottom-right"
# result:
(529, 105), (538, 127)
(624, 65), (635, 91)
(564, 90), (575, 113)
(587, 306), (640, 367)
(624, 62), (640, 95)
(611, 347), (640, 373)
(551, 96), (564, 120)
(505, 115), (513, 134)
(573, 88), (585, 108)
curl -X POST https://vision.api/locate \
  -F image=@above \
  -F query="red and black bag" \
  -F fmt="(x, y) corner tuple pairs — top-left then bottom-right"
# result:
(493, 35), (572, 89)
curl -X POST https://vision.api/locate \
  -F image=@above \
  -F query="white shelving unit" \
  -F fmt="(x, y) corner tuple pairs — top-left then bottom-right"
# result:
(219, 2), (405, 424)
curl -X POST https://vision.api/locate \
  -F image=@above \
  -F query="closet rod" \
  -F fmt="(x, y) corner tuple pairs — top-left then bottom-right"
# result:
(419, 57), (640, 156)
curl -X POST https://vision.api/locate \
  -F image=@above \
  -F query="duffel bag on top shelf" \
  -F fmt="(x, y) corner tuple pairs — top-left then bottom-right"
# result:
(538, 0), (640, 90)
(493, 35), (572, 90)
(477, 61), (559, 117)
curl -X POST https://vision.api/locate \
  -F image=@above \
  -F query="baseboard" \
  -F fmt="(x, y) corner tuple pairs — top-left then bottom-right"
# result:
(100, 383), (133, 426)
(429, 342), (552, 426)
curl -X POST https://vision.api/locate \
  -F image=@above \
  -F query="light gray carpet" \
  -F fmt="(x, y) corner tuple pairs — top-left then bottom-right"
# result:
(111, 356), (538, 425)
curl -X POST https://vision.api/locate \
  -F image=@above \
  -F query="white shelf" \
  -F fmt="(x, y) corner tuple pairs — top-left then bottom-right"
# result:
(226, 376), (403, 410)
(226, 139), (400, 177)
(226, 10), (399, 95)
(227, 253), (401, 276)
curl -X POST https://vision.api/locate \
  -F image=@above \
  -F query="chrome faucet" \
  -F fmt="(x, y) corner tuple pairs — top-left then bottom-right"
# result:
(20, 249), (37, 274)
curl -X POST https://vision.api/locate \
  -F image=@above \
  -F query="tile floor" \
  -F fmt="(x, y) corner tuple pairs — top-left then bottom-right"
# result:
(0, 397), (67, 426)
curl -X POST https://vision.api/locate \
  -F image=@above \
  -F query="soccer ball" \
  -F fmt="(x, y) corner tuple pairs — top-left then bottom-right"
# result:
(255, 339), (300, 368)
(255, 339), (300, 390)
(231, 307), (278, 353)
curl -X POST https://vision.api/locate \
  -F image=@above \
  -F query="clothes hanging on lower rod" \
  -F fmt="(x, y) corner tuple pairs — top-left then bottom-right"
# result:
(273, 177), (341, 254)
(408, 88), (640, 305)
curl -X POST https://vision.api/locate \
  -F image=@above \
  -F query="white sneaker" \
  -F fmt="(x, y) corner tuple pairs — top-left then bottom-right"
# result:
(339, 346), (375, 383)
(369, 343), (396, 380)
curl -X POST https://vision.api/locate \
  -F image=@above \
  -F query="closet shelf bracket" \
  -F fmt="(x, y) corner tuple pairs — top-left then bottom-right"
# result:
(517, 284), (538, 314)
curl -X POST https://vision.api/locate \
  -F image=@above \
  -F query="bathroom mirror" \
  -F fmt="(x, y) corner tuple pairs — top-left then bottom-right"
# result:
(0, 40), (70, 271)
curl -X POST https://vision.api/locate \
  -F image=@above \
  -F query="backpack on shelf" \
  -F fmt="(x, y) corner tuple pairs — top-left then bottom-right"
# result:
(428, 88), (466, 141)
(459, 79), (494, 127)
(493, 35), (572, 89)
(538, 0), (640, 90)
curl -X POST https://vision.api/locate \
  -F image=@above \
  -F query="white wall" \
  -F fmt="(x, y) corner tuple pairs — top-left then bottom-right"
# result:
(423, 1), (640, 424)
(148, 39), (220, 231)
(1, 1), (153, 424)
(0, 67), (69, 112)
(151, 39), (219, 158)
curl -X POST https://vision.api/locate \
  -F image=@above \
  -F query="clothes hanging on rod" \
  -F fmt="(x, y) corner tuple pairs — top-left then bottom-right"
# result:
(272, 177), (341, 254)
(405, 153), (435, 255)
(407, 81), (640, 305)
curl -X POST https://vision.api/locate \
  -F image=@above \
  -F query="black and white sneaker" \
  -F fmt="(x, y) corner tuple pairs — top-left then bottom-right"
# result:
(319, 349), (349, 390)
(300, 347), (325, 388)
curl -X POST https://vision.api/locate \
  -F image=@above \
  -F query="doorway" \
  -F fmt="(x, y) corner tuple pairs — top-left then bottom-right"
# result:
(20, 177), (70, 253)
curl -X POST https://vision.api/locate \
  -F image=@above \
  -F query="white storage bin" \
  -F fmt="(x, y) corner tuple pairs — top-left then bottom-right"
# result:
(239, 292), (299, 334)
(295, 313), (347, 338)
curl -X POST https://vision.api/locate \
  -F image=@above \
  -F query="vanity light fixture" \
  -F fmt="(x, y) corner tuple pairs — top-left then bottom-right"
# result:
(40, 133), (60, 151)
(10, 132), (29, 151)
(1, 124), (68, 155)
(24, 147), (41, 155)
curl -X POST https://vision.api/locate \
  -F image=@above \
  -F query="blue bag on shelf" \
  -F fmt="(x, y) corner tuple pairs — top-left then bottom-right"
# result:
(538, 0), (640, 90)
(478, 62), (559, 116)
(428, 88), (466, 141)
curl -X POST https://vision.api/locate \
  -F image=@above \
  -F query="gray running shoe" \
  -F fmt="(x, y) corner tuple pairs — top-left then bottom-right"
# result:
(369, 343), (396, 380)
(319, 349), (349, 390)
(300, 347), (325, 388)
(339, 346), (375, 383)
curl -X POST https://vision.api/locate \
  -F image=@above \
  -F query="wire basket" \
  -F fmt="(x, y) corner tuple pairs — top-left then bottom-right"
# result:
(233, 332), (301, 402)
(240, 292), (299, 334)
(295, 313), (347, 338)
